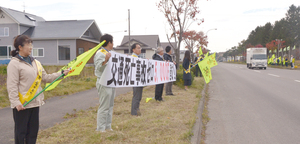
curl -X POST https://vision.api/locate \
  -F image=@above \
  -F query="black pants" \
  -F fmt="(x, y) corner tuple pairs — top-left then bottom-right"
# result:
(155, 84), (164, 101)
(195, 66), (199, 77)
(195, 65), (202, 77)
(13, 107), (39, 144)
(131, 87), (143, 115)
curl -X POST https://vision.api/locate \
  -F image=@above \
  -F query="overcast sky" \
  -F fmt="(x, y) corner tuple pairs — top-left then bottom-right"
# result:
(2, 0), (300, 52)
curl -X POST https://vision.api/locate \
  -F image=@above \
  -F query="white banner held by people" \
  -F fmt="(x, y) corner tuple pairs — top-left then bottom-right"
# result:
(99, 51), (176, 87)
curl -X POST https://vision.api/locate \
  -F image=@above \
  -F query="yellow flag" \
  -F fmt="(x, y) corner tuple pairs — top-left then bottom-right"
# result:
(146, 98), (152, 103)
(198, 46), (203, 56)
(198, 58), (212, 84)
(208, 52), (218, 68)
(45, 40), (106, 91)
(272, 54), (275, 59)
(204, 52), (209, 58)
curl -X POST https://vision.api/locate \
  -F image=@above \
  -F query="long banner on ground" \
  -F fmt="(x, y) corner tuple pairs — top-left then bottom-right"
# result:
(99, 51), (176, 87)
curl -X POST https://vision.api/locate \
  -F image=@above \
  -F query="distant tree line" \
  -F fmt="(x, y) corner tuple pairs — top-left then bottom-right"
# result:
(224, 4), (300, 60)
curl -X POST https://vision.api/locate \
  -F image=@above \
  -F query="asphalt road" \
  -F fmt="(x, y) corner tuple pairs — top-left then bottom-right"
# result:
(0, 87), (132, 144)
(205, 63), (300, 144)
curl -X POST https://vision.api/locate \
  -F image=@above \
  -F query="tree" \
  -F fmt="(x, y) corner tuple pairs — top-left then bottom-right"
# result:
(157, 0), (204, 68)
(266, 40), (285, 57)
(181, 30), (208, 61)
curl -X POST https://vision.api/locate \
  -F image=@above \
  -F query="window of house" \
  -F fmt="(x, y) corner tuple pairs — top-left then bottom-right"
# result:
(59, 45), (70, 60)
(139, 53), (145, 58)
(32, 48), (44, 57)
(0, 46), (11, 59)
(124, 49), (129, 54)
(78, 48), (84, 55)
(0, 27), (9, 37)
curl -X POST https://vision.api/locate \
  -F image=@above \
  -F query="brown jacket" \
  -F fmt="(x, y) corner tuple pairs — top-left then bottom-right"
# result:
(7, 56), (61, 109)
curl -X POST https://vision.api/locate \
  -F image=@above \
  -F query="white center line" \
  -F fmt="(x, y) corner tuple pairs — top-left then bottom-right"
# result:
(295, 80), (300, 83)
(268, 73), (280, 77)
(253, 70), (261, 73)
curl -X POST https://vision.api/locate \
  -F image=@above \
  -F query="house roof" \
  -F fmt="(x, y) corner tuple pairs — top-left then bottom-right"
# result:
(22, 20), (102, 43)
(0, 6), (45, 26)
(119, 35), (160, 48)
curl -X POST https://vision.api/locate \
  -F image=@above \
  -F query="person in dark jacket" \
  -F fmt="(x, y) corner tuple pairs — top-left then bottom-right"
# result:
(152, 47), (165, 101)
(182, 50), (192, 90)
(163, 46), (176, 96)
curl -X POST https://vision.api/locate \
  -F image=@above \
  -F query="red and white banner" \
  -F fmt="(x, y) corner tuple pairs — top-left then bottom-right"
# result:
(99, 51), (176, 87)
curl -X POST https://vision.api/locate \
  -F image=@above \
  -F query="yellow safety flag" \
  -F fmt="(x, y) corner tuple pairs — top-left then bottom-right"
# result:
(198, 58), (212, 84)
(198, 46), (203, 56)
(146, 98), (152, 103)
(208, 52), (218, 68)
(45, 40), (106, 91)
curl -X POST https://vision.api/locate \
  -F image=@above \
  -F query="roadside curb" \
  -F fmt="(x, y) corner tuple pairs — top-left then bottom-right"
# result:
(191, 83), (207, 144)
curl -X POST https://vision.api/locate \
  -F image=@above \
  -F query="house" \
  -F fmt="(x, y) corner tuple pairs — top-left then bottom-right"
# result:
(114, 35), (161, 59)
(0, 6), (102, 65)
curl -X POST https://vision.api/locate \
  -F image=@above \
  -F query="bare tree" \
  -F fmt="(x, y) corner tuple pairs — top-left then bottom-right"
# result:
(157, 0), (204, 68)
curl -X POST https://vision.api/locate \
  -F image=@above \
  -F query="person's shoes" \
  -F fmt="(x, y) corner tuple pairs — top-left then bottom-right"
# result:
(137, 110), (142, 116)
(106, 129), (113, 132)
(157, 99), (164, 102)
(96, 129), (106, 133)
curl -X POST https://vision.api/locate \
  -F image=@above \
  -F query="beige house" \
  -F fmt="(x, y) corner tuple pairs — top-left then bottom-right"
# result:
(114, 35), (161, 59)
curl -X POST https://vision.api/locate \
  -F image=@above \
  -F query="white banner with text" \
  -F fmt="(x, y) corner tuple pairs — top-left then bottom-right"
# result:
(99, 51), (176, 87)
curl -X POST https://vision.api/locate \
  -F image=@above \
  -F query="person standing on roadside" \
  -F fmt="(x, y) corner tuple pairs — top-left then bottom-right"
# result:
(291, 55), (294, 68)
(152, 47), (165, 101)
(131, 43), (143, 116)
(182, 50), (192, 91)
(163, 46), (176, 96)
(7, 35), (70, 144)
(94, 34), (115, 132)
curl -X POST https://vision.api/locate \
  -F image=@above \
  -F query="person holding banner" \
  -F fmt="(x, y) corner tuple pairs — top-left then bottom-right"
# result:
(182, 50), (192, 91)
(152, 47), (165, 101)
(163, 46), (176, 96)
(94, 34), (115, 132)
(131, 43), (143, 116)
(7, 35), (70, 144)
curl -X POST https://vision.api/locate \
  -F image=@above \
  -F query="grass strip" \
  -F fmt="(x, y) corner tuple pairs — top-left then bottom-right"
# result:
(37, 77), (205, 144)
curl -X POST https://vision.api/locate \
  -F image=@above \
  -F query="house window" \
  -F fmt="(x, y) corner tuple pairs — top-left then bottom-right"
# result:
(0, 27), (9, 37)
(78, 48), (84, 55)
(139, 53), (145, 58)
(0, 46), (11, 59)
(32, 48), (44, 57)
(59, 45), (70, 60)
(124, 49), (129, 54)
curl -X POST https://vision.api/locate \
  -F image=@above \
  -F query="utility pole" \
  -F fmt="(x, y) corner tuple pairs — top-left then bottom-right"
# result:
(128, 9), (131, 55)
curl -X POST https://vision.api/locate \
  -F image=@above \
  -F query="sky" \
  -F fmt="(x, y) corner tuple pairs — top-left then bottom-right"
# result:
(2, 0), (300, 52)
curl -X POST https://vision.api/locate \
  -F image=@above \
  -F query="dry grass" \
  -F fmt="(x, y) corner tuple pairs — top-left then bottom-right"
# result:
(37, 77), (205, 144)
(200, 84), (210, 144)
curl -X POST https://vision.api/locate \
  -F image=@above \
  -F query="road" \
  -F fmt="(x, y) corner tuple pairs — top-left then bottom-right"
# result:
(205, 63), (300, 144)
(0, 87), (132, 144)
